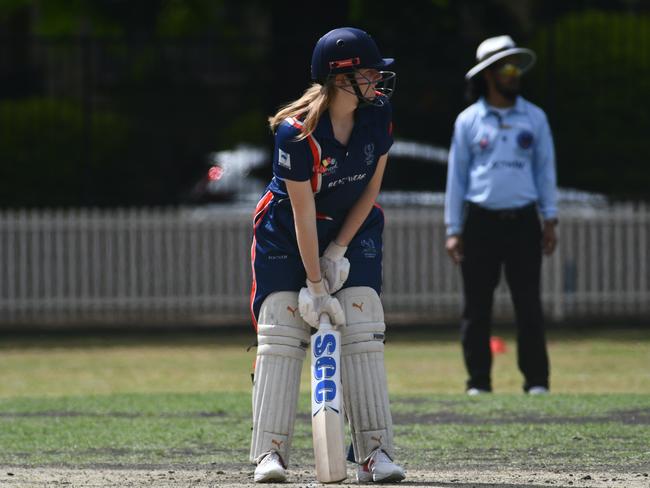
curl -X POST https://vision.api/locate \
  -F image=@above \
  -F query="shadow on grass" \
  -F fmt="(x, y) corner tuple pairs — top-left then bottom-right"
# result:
(0, 326), (254, 350)
(1, 323), (648, 350)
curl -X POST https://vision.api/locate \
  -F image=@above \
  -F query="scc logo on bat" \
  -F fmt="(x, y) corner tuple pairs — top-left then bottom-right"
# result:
(313, 333), (338, 404)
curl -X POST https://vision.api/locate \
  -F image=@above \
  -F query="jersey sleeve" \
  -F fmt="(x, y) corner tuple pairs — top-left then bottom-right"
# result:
(375, 98), (394, 156)
(272, 121), (313, 182)
(444, 112), (472, 236)
(533, 110), (558, 220)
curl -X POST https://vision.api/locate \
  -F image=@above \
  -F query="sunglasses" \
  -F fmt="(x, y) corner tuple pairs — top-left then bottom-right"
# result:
(496, 63), (522, 77)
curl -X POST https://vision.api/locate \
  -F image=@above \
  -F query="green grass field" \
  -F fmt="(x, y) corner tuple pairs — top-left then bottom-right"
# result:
(0, 325), (649, 484)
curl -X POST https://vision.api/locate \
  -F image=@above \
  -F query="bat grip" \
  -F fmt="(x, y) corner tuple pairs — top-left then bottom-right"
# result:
(318, 313), (332, 328)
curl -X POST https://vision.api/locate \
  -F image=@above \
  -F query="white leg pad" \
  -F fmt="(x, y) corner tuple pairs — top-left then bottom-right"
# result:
(335, 287), (395, 463)
(250, 292), (310, 466)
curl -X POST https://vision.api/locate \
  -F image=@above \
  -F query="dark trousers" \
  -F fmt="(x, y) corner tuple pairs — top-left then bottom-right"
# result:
(460, 202), (549, 392)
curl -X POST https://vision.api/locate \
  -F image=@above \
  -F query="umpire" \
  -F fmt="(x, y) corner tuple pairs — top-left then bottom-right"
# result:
(444, 35), (559, 395)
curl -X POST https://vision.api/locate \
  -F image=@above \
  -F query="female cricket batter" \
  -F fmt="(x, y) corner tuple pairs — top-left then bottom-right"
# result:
(249, 27), (405, 483)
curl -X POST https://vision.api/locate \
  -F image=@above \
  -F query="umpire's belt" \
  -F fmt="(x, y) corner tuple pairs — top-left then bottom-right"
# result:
(466, 201), (537, 220)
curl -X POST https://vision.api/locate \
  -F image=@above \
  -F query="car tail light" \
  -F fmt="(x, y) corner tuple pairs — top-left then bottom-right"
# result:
(208, 165), (224, 181)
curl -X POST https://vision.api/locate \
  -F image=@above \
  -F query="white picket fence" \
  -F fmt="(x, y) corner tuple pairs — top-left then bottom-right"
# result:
(0, 204), (648, 327)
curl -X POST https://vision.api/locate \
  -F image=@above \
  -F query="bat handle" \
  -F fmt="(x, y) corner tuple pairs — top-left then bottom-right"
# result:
(318, 313), (332, 329)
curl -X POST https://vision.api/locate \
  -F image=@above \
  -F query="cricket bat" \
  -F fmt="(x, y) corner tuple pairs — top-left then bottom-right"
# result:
(311, 313), (347, 483)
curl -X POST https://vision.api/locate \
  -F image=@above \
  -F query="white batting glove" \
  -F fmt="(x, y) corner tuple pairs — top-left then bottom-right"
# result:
(298, 278), (345, 328)
(319, 242), (350, 294)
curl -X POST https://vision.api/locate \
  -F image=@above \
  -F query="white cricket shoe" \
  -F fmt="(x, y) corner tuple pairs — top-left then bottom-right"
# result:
(254, 452), (286, 483)
(357, 449), (405, 483)
(466, 387), (490, 396)
(528, 386), (549, 395)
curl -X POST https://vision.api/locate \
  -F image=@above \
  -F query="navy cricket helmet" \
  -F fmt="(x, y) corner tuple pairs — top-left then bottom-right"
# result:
(311, 27), (396, 105)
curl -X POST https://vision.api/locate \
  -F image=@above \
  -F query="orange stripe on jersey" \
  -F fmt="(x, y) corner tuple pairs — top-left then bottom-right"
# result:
(249, 234), (258, 331)
(250, 190), (274, 330)
(306, 136), (321, 193)
(287, 117), (304, 131)
(284, 117), (322, 194)
(253, 190), (273, 224)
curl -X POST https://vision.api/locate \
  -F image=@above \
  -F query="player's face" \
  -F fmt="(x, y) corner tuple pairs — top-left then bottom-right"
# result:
(487, 55), (521, 100)
(333, 68), (381, 104)
(355, 68), (381, 99)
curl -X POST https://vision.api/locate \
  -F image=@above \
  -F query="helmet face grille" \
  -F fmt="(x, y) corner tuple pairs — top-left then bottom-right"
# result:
(376, 71), (396, 101)
(328, 70), (397, 107)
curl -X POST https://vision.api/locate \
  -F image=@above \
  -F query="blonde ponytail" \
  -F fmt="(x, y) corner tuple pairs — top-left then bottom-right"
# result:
(268, 82), (335, 140)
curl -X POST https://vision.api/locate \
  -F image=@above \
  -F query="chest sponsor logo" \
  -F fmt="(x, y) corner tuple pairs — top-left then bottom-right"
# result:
(517, 130), (534, 149)
(361, 238), (378, 259)
(278, 149), (291, 169)
(327, 172), (367, 189)
(317, 156), (338, 176)
(490, 160), (526, 170)
(479, 137), (490, 150)
(364, 143), (375, 165)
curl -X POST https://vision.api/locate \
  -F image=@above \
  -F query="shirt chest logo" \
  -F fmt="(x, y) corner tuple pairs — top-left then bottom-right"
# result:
(517, 130), (534, 149)
(364, 143), (375, 165)
(317, 156), (338, 176)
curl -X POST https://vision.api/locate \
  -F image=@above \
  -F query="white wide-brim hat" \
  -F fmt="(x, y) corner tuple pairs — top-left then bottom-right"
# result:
(465, 35), (536, 80)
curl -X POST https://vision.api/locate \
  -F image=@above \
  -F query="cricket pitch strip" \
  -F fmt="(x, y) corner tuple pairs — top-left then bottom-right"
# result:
(1, 466), (649, 487)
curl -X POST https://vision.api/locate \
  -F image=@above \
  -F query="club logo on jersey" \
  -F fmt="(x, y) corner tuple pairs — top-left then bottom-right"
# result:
(361, 238), (378, 259)
(517, 130), (534, 149)
(479, 137), (490, 150)
(278, 148), (291, 169)
(364, 143), (375, 165)
(317, 156), (338, 175)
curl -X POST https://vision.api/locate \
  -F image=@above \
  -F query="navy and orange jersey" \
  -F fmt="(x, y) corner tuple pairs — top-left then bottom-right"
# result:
(266, 96), (393, 221)
(249, 97), (393, 326)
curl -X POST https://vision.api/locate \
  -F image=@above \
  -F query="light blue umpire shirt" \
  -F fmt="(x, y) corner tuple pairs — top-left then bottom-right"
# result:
(444, 96), (558, 236)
